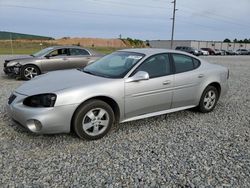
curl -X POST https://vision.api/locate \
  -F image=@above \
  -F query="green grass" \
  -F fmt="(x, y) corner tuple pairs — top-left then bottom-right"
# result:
(0, 41), (56, 55)
(0, 41), (122, 55)
(90, 47), (122, 54)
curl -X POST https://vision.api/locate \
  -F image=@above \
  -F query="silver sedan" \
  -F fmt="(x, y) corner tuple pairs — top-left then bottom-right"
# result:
(7, 49), (229, 140)
(3, 46), (102, 80)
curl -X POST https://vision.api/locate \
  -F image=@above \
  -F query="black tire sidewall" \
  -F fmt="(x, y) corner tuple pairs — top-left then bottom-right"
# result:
(20, 65), (40, 80)
(73, 100), (114, 140)
(198, 86), (219, 113)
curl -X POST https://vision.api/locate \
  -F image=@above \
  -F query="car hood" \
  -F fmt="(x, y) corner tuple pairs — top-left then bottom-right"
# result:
(15, 69), (112, 96)
(5, 56), (35, 63)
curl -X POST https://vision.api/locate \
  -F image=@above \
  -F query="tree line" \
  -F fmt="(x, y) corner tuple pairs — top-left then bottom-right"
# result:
(224, 38), (250, 43)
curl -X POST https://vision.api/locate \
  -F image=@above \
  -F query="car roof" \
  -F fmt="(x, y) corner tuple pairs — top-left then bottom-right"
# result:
(45, 46), (101, 55)
(49, 45), (87, 50)
(118, 48), (189, 56)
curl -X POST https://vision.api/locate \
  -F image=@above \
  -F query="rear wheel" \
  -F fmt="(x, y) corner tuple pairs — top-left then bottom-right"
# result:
(73, 100), (115, 140)
(20, 65), (40, 80)
(198, 86), (219, 113)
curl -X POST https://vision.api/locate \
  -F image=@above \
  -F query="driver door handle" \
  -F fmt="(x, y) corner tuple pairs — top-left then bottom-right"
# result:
(163, 80), (171, 85)
(198, 74), (204, 78)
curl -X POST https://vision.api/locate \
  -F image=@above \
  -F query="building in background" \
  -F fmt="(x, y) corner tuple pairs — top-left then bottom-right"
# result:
(149, 40), (250, 50)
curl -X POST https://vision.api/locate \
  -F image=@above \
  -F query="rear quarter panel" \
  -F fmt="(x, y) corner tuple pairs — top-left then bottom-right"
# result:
(194, 60), (229, 105)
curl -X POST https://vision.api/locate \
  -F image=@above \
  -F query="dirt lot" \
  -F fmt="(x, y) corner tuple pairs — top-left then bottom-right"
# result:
(0, 55), (249, 187)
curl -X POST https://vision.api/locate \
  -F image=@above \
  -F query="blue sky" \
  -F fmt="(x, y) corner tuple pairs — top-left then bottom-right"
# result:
(0, 0), (249, 40)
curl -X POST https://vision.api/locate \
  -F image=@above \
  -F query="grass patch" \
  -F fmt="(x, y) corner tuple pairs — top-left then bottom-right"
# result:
(0, 40), (122, 55)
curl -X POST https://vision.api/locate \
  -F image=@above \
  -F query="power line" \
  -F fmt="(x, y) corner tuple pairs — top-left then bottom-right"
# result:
(0, 4), (168, 22)
(88, 0), (166, 9)
(180, 7), (250, 28)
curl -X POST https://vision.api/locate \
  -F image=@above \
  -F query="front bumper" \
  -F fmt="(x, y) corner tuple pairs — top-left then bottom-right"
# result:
(3, 66), (21, 75)
(7, 92), (79, 134)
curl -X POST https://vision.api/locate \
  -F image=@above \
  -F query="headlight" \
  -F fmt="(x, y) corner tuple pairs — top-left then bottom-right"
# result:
(23, 94), (57, 107)
(7, 62), (20, 67)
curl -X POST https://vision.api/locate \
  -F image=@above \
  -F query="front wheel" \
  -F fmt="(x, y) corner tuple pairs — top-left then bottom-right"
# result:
(198, 86), (219, 113)
(20, 65), (40, 80)
(73, 100), (115, 140)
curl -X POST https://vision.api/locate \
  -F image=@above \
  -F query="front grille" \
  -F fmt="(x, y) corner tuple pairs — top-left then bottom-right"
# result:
(8, 94), (16, 105)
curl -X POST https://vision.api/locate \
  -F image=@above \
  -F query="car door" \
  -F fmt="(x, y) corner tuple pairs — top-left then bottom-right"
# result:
(171, 53), (203, 108)
(125, 53), (174, 119)
(41, 48), (69, 72)
(67, 48), (93, 69)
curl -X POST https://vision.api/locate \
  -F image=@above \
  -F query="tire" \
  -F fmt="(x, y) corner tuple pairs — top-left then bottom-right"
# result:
(73, 100), (115, 140)
(20, 65), (40, 80)
(198, 86), (219, 113)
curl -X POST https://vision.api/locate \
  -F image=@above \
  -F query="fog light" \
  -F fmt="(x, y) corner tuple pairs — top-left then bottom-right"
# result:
(26, 119), (42, 132)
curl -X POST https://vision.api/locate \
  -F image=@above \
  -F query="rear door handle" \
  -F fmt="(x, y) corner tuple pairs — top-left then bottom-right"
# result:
(163, 80), (171, 85)
(198, 74), (204, 78)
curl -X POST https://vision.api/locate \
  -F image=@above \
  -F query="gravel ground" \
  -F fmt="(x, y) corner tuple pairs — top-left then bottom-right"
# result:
(0, 55), (249, 187)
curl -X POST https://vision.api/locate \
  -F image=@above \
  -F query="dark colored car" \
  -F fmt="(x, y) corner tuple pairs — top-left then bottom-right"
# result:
(224, 50), (237, 55)
(4, 46), (102, 80)
(175, 46), (201, 56)
(201, 48), (216, 55)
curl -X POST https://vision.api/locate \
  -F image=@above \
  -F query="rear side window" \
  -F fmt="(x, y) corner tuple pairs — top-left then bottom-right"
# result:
(193, 58), (200, 69)
(172, 54), (200, 73)
(69, 48), (90, 56)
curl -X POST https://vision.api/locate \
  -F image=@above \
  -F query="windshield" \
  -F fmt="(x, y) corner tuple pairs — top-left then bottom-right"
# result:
(83, 51), (145, 78)
(32, 47), (54, 57)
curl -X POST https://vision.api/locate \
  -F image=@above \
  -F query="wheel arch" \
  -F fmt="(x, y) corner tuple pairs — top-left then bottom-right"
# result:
(207, 82), (221, 98)
(70, 96), (121, 132)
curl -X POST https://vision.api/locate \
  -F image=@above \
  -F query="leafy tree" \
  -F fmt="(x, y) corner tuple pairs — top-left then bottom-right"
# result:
(223, 38), (231, 43)
(243, 39), (249, 43)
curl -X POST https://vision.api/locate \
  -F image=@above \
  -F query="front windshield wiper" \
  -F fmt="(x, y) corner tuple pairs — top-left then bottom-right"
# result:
(30, 54), (35, 57)
(82, 69), (96, 76)
(80, 69), (113, 78)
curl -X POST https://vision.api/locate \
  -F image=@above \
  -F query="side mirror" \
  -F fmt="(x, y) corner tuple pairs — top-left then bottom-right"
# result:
(126, 71), (149, 83)
(45, 54), (51, 59)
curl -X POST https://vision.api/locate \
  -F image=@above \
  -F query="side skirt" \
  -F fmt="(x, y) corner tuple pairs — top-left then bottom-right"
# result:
(121, 105), (196, 123)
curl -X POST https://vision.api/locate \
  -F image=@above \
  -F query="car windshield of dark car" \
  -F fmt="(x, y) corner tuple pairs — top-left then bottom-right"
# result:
(82, 51), (145, 78)
(32, 47), (54, 57)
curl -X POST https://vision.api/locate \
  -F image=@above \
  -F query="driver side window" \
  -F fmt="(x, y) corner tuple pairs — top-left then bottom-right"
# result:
(133, 54), (171, 78)
(49, 49), (68, 57)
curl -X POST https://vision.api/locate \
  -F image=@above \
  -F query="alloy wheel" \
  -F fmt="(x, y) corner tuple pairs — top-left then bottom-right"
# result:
(82, 108), (110, 136)
(203, 90), (216, 110)
(24, 67), (38, 79)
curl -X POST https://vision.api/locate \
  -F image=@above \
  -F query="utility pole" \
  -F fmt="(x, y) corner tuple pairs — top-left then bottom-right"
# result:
(10, 33), (14, 55)
(170, 0), (177, 49)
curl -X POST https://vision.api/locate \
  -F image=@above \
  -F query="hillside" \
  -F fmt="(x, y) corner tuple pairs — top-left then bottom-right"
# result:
(0, 31), (54, 40)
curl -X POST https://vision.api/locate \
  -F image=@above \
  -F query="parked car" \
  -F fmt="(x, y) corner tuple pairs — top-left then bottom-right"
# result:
(226, 50), (237, 55)
(235, 49), (249, 55)
(200, 49), (209, 56)
(214, 49), (227, 55)
(175, 46), (201, 56)
(3, 46), (102, 80)
(7, 49), (229, 140)
(201, 48), (216, 55)
(220, 50), (227, 56)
